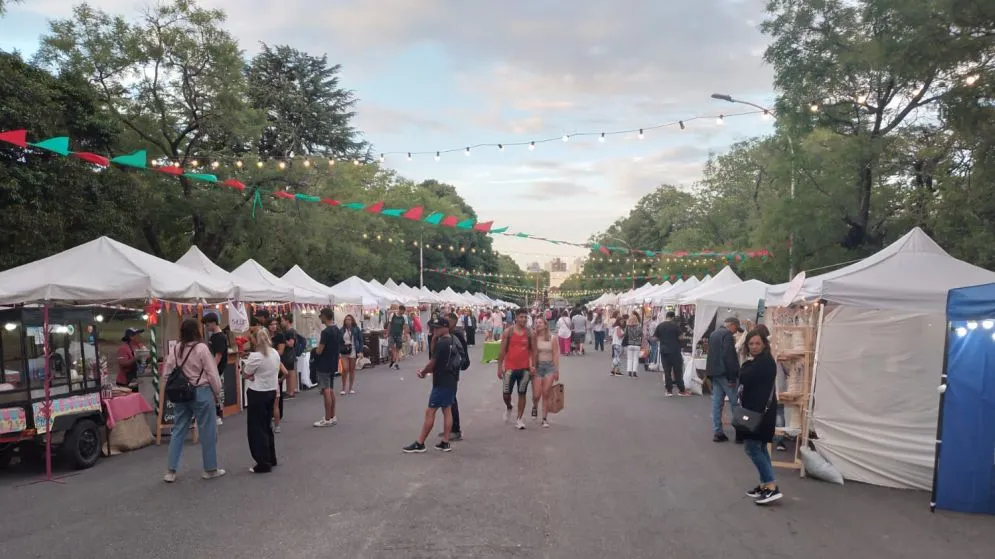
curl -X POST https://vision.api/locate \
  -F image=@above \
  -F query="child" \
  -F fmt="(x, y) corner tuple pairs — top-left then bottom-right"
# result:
(402, 318), (459, 453)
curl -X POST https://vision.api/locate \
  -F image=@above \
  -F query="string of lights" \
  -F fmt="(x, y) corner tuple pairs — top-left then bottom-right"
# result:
(360, 232), (493, 254)
(132, 109), (766, 168)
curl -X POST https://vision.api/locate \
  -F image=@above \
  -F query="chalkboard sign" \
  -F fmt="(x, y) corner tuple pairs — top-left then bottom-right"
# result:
(222, 360), (237, 407)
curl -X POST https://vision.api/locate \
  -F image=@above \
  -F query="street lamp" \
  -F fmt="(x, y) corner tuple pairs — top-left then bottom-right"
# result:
(605, 235), (637, 289)
(711, 93), (797, 279)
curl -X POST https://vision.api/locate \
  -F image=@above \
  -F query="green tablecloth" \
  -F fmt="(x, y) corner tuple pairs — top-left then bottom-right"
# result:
(481, 341), (501, 363)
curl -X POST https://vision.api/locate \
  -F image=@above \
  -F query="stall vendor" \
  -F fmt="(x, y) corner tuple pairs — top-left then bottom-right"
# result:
(116, 328), (146, 388)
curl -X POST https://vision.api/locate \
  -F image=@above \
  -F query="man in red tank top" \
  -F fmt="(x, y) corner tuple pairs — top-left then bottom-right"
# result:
(497, 309), (535, 430)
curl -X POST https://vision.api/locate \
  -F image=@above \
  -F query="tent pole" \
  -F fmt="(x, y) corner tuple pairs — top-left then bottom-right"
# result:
(929, 322), (952, 513)
(800, 301), (826, 478)
(43, 304), (52, 481)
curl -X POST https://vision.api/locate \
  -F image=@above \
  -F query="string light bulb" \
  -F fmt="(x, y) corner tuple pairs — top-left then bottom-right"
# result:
(678, 121), (685, 130)
(599, 133), (606, 143)
(716, 115), (724, 125)
(407, 153), (412, 161)
(529, 141), (535, 151)
(809, 102), (820, 112)
(328, 159), (335, 166)
(256, 161), (264, 168)
(235, 160), (243, 168)
(379, 153), (385, 163)
(965, 74), (979, 86)
(353, 159), (360, 165)
(278, 161), (286, 170)
(498, 144), (504, 151)
(637, 129), (644, 139)
(303, 159), (311, 167)
(191, 160), (199, 168)
(465, 147), (471, 156)
(857, 93), (868, 104)
(761, 110), (771, 119)
(435, 152), (440, 161)
(561, 134), (569, 142)
(211, 161), (220, 169)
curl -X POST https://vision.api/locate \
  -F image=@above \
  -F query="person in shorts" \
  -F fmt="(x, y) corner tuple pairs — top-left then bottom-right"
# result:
(497, 309), (535, 430)
(403, 318), (457, 453)
(388, 305), (408, 370)
(570, 309), (588, 356)
(312, 308), (340, 427)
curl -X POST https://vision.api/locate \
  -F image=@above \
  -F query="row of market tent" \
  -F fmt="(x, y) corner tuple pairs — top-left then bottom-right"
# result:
(0, 236), (517, 309)
(590, 227), (995, 515)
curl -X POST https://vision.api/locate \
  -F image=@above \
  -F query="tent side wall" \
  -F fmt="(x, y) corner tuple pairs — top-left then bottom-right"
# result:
(812, 306), (945, 490)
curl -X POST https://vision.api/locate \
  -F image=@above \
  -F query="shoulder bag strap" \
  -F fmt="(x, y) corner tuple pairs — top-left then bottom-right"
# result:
(761, 380), (776, 414)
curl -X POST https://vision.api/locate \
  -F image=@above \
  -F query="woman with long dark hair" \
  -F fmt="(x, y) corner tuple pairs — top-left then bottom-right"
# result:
(242, 328), (280, 473)
(162, 318), (225, 483)
(340, 314), (362, 395)
(737, 329), (782, 505)
(531, 317), (561, 427)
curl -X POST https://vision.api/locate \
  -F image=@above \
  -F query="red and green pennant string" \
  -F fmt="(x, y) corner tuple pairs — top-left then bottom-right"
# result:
(0, 129), (504, 234)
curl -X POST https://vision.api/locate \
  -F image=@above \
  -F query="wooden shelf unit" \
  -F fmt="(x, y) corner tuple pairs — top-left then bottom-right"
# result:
(766, 306), (821, 470)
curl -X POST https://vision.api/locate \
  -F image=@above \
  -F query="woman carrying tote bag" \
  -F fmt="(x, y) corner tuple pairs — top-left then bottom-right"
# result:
(734, 329), (782, 506)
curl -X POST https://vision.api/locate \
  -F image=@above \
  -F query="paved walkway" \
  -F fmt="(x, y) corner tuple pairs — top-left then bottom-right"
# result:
(2, 345), (993, 558)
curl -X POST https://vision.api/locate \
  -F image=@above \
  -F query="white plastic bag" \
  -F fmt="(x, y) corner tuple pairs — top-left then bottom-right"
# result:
(685, 368), (703, 395)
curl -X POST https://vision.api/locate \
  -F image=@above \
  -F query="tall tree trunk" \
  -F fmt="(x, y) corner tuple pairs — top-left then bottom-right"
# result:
(843, 161), (874, 249)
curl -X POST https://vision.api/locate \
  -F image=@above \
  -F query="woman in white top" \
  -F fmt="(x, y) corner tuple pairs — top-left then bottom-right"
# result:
(556, 310), (573, 356)
(610, 314), (625, 376)
(531, 317), (560, 427)
(242, 328), (281, 473)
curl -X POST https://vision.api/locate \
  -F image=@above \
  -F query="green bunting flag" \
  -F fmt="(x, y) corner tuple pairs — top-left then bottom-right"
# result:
(29, 136), (71, 156)
(295, 194), (321, 203)
(250, 188), (263, 219)
(110, 150), (147, 168)
(183, 173), (218, 183)
(381, 209), (405, 217)
(456, 219), (475, 230)
(344, 202), (366, 210)
(424, 212), (444, 225)
(490, 226), (509, 234)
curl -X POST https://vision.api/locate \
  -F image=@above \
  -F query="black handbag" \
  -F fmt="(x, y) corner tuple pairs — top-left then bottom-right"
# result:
(165, 345), (204, 403)
(340, 344), (353, 355)
(731, 384), (776, 434)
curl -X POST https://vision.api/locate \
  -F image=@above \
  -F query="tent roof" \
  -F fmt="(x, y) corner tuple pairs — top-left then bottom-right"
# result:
(281, 265), (352, 305)
(177, 246), (294, 302)
(767, 228), (995, 312)
(0, 236), (234, 305)
(679, 267), (742, 304)
(694, 279), (770, 309)
(231, 259), (329, 305)
(652, 277), (702, 304)
(947, 282), (995, 321)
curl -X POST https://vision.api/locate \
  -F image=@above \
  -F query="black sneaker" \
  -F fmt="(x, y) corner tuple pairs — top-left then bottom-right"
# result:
(632, 372), (638, 378)
(745, 485), (764, 498)
(402, 442), (426, 453)
(713, 433), (729, 442)
(435, 441), (452, 452)
(438, 431), (463, 441)
(531, 407), (538, 419)
(755, 486), (783, 505)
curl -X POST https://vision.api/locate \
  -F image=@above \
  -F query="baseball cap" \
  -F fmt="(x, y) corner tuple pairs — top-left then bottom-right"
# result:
(122, 327), (145, 342)
(201, 313), (220, 324)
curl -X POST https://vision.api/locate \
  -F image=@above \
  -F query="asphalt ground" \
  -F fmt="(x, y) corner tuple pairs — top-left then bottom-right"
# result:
(1, 344), (993, 558)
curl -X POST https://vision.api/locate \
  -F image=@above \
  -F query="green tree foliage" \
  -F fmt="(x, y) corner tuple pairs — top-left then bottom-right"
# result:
(1, 0), (520, 289)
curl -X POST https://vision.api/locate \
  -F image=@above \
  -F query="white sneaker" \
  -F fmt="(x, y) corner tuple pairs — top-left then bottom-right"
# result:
(163, 471), (176, 483)
(202, 469), (226, 480)
(503, 409), (512, 423)
(313, 417), (338, 427)
(515, 419), (526, 430)
(273, 424), (281, 434)
(349, 390), (355, 394)
(340, 390), (346, 395)
(216, 417), (224, 426)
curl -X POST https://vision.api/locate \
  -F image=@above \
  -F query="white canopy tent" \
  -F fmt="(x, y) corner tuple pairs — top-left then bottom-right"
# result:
(281, 265), (351, 306)
(231, 260), (329, 306)
(687, 279), (769, 349)
(651, 277), (703, 306)
(678, 267), (742, 305)
(330, 276), (389, 307)
(176, 246), (293, 302)
(368, 279), (415, 305)
(766, 228), (995, 490)
(0, 236), (235, 305)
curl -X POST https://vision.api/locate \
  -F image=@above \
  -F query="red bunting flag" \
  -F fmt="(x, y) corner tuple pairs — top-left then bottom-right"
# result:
(599, 245), (611, 255)
(473, 221), (493, 232)
(0, 129), (28, 147)
(71, 152), (110, 167)
(441, 216), (458, 228)
(321, 198), (340, 206)
(157, 165), (183, 176)
(365, 201), (385, 214)
(274, 191), (295, 200)
(402, 206), (424, 220)
(223, 179), (246, 191)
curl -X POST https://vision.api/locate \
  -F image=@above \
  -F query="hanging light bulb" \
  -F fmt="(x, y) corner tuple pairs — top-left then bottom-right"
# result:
(256, 161), (264, 168)
(637, 129), (644, 139)
(561, 134), (569, 142)
(278, 161), (286, 170)
(809, 102), (820, 112)
(678, 121), (685, 130)
(328, 159), (335, 166)
(406, 153), (412, 161)
(498, 144), (504, 151)
(956, 327), (968, 337)
(234, 160), (243, 168)
(528, 141), (535, 151)
(716, 115), (724, 125)
(211, 161), (220, 169)
(465, 147), (471, 156)
(191, 160), (199, 168)
(857, 93), (868, 104)
(761, 110), (771, 119)
(983, 320), (994, 330)
(434, 152), (440, 161)
(379, 153), (385, 163)
(965, 74), (979, 86)
(968, 320), (979, 330)
(599, 133), (606, 143)
(353, 159), (360, 165)
(303, 159), (311, 167)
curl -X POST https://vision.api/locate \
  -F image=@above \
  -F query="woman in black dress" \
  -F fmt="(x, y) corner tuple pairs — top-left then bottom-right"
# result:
(736, 329), (782, 505)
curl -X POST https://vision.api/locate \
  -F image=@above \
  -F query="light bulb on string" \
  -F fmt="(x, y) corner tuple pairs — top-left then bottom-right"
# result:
(599, 133), (606, 143)
(303, 159), (311, 167)
(434, 152), (440, 161)
(465, 147), (471, 156)
(678, 121), (685, 130)
(235, 160), (243, 168)
(561, 135), (569, 142)
(716, 115), (724, 125)
(955, 326), (967, 337)
(637, 129), (644, 139)
(191, 160), (199, 168)
(857, 93), (868, 104)
(353, 159), (360, 165)
(528, 141), (536, 151)
(968, 321), (979, 330)
(278, 161), (286, 170)
(809, 102), (820, 112)
(211, 161), (220, 169)
(983, 320), (994, 330)
(379, 153), (385, 163)
(498, 144), (504, 151)
(406, 153), (412, 161)
(965, 74), (979, 86)
(328, 159), (335, 166)
(761, 110), (771, 120)
(256, 161), (264, 168)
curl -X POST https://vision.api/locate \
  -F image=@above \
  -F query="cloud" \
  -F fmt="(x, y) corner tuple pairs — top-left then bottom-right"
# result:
(522, 181), (596, 200)
(354, 104), (454, 135)
(592, 145), (715, 199)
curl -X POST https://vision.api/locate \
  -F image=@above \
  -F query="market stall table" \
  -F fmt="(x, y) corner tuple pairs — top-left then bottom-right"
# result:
(481, 341), (501, 363)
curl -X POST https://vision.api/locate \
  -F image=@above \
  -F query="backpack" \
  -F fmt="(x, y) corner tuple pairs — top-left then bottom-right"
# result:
(453, 333), (470, 371)
(165, 344), (204, 403)
(445, 337), (464, 375)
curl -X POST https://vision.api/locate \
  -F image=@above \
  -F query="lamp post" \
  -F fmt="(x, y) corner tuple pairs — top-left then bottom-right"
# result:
(605, 235), (636, 289)
(711, 93), (797, 279)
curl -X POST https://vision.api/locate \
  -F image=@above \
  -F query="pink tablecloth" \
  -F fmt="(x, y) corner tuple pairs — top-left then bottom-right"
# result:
(102, 393), (153, 430)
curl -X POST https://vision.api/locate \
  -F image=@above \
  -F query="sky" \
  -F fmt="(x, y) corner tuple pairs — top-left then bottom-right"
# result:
(1, 0), (778, 267)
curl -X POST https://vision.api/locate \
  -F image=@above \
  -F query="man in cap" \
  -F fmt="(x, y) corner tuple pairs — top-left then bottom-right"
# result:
(403, 317), (458, 453)
(116, 327), (146, 388)
(706, 317), (742, 442)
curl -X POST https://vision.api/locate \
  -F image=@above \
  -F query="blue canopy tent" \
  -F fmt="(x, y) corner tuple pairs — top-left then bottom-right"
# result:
(931, 282), (995, 514)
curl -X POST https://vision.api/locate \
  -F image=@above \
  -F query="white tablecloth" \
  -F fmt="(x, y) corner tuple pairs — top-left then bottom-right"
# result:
(297, 352), (315, 389)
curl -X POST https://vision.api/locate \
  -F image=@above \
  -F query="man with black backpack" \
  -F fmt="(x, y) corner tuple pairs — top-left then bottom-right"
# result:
(403, 318), (459, 454)
(440, 312), (469, 441)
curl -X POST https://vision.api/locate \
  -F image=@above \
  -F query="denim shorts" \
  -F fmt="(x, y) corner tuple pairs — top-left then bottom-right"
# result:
(537, 361), (555, 378)
(428, 386), (456, 408)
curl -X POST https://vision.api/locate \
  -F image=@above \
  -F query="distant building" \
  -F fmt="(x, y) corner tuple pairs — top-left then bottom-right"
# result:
(526, 261), (542, 273)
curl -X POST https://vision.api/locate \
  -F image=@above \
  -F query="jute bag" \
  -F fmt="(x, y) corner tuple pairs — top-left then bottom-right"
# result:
(546, 383), (565, 414)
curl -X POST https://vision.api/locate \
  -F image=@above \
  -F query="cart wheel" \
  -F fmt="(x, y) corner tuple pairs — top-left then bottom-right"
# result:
(64, 419), (101, 470)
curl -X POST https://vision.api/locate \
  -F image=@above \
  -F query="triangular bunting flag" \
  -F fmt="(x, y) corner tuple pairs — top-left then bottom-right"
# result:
(321, 198), (340, 206)
(402, 206), (424, 220)
(274, 191), (295, 200)
(157, 165), (184, 176)
(441, 216), (459, 227)
(71, 152), (110, 167)
(295, 194), (321, 202)
(423, 212), (443, 225)
(515, 232), (529, 238)
(490, 227), (508, 234)
(344, 202), (366, 210)
(110, 150), (147, 168)
(223, 179), (246, 191)
(29, 136), (71, 156)
(365, 201), (385, 214)
(473, 221), (493, 232)
(183, 173), (218, 183)
(0, 129), (28, 147)
(456, 219), (475, 230)
(381, 208), (405, 217)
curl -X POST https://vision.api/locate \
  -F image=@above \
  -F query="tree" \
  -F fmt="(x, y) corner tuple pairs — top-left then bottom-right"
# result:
(246, 44), (367, 159)
(36, 0), (262, 259)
